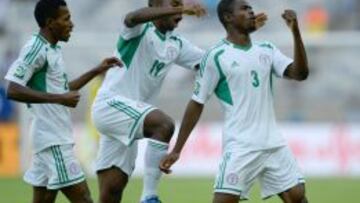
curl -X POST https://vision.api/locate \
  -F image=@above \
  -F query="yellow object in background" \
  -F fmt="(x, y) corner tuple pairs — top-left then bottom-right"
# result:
(0, 123), (19, 177)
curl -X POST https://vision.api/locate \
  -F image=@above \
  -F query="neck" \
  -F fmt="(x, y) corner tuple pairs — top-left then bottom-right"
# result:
(153, 21), (167, 34)
(226, 27), (251, 47)
(39, 28), (58, 45)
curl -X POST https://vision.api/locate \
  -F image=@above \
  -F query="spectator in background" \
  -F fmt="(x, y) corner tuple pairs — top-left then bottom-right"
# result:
(304, 4), (328, 34)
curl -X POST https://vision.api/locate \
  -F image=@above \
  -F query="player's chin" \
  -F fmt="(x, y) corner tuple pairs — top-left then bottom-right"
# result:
(248, 25), (257, 33)
(61, 34), (71, 42)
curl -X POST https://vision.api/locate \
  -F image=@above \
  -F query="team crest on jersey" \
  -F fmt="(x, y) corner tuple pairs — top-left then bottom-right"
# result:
(69, 162), (80, 175)
(166, 46), (178, 61)
(226, 173), (239, 185)
(259, 54), (271, 66)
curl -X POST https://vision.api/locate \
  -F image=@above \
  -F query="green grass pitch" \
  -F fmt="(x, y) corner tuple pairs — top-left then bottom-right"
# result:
(0, 177), (359, 202)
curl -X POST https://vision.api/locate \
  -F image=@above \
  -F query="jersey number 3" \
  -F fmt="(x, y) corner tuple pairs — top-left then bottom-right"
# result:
(150, 60), (165, 77)
(251, 70), (260, 88)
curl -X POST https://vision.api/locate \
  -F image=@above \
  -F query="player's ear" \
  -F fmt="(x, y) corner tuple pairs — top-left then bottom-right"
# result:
(45, 17), (55, 29)
(224, 12), (233, 25)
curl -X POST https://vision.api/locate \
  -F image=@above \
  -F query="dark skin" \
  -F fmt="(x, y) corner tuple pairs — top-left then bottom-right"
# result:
(97, 1), (206, 203)
(160, 1), (309, 203)
(7, 6), (122, 108)
(97, 1), (268, 202)
(7, 5), (121, 203)
(125, 0), (206, 33)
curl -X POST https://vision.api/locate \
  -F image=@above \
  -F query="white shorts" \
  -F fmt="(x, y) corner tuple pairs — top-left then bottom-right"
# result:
(94, 133), (138, 176)
(91, 95), (156, 146)
(214, 146), (305, 200)
(24, 145), (85, 190)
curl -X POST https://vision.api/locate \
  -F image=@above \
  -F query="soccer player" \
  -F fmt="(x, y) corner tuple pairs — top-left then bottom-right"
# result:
(4, 0), (121, 202)
(91, 0), (207, 202)
(160, 0), (309, 203)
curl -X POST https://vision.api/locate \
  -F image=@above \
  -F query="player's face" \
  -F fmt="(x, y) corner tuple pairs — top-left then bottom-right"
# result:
(229, 0), (256, 33)
(158, 0), (183, 31)
(50, 6), (74, 42)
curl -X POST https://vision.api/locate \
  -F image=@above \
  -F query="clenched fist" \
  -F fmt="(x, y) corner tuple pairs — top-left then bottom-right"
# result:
(282, 10), (299, 31)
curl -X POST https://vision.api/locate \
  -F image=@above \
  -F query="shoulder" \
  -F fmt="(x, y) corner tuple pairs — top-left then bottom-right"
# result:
(203, 41), (228, 64)
(198, 41), (227, 76)
(20, 34), (48, 64)
(254, 40), (276, 50)
(169, 34), (184, 48)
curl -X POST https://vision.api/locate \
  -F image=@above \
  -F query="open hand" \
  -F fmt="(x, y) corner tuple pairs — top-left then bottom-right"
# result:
(96, 57), (123, 74)
(282, 10), (299, 31)
(255, 13), (268, 30)
(183, 4), (207, 17)
(159, 152), (180, 174)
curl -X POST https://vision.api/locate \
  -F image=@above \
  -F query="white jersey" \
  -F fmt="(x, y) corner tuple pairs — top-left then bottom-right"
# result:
(97, 22), (204, 104)
(5, 34), (73, 153)
(192, 39), (293, 151)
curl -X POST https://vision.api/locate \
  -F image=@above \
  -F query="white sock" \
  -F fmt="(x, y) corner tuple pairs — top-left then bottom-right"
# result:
(141, 139), (169, 200)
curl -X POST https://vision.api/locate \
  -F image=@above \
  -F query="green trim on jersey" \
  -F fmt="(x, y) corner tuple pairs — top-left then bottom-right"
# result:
(259, 42), (274, 50)
(117, 23), (151, 68)
(223, 39), (252, 51)
(170, 36), (183, 49)
(270, 68), (274, 93)
(24, 37), (45, 65)
(26, 60), (48, 92)
(154, 29), (166, 41)
(214, 50), (233, 106)
(36, 34), (48, 44)
(199, 41), (226, 77)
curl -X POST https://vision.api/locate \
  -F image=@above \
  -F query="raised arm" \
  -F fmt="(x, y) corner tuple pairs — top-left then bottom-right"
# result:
(282, 10), (309, 81)
(68, 57), (122, 91)
(159, 100), (204, 173)
(125, 4), (206, 28)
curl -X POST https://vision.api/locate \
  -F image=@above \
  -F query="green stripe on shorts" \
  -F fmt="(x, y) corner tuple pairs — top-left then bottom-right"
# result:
(55, 146), (69, 182)
(108, 100), (140, 120)
(51, 146), (65, 183)
(48, 175), (85, 188)
(217, 152), (231, 189)
(148, 141), (168, 151)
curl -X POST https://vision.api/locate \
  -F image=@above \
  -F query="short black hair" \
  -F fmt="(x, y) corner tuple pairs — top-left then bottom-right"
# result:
(148, 0), (163, 7)
(217, 0), (236, 28)
(34, 0), (67, 28)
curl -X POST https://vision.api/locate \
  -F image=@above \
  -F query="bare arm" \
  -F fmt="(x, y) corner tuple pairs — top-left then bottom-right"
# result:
(125, 7), (183, 27)
(125, 4), (206, 28)
(68, 57), (122, 91)
(7, 82), (80, 108)
(282, 10), (309, 81)
(159, 100), (204, 173)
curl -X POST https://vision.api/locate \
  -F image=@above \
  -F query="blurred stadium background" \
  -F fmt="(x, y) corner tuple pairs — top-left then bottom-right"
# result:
(0, 0), (360, 202)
